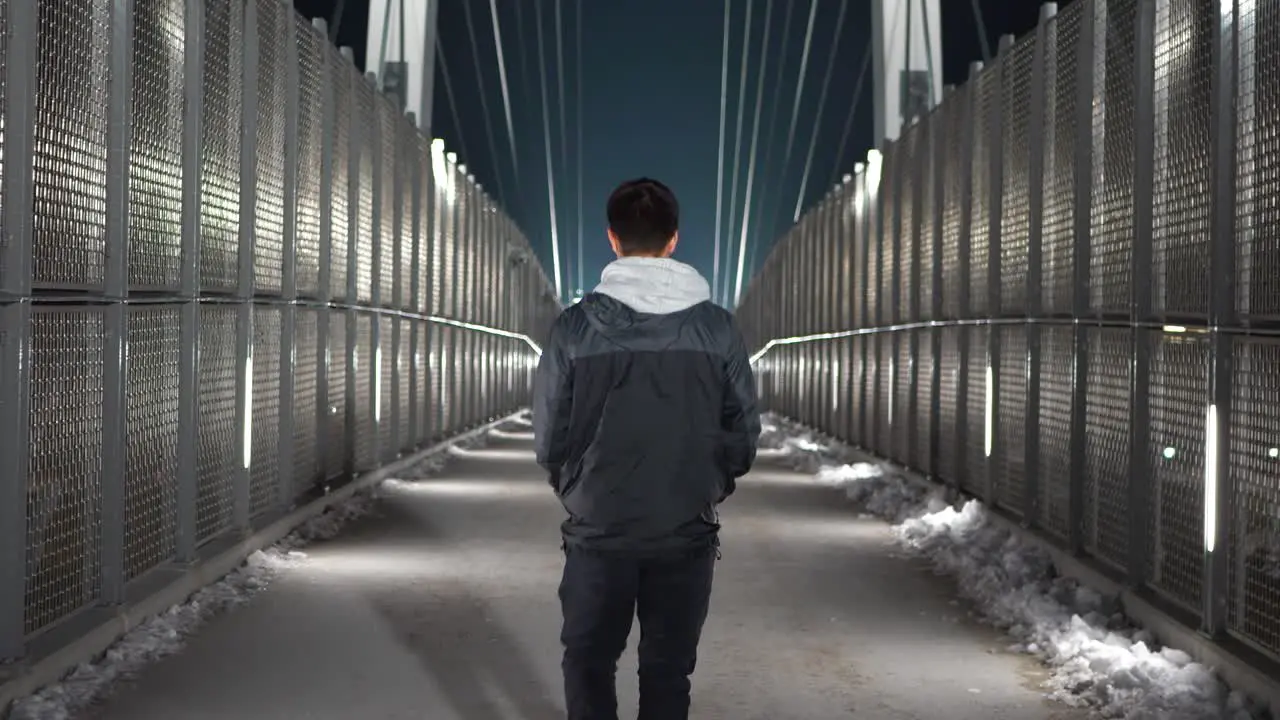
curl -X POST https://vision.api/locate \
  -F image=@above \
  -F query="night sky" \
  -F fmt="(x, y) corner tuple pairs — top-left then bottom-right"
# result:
(292, 0), (1055, 304)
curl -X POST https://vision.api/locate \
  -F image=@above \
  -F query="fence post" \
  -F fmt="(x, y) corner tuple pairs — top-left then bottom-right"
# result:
(235, 0), (260, 533)
(101, 0), (136, 606)
(1069, 0), (1097, 556)
(342, 46), (359, 480)
(1127, 0), (1157, 589)
(278, 0), (299, 510)
(407, 122), (421, 449)
(314, 19), (333, 489)
(987, 36), (1013, 507)
(367, 73), (384, 468)
(1202, 0), (1238, 638)
(0, 0), (36, 658)
(956, 62), (981, 502)
(929, 94), (946, 480)
(1024, 4), (1056, 527)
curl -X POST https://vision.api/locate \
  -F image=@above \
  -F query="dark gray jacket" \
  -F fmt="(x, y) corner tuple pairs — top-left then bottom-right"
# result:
(533, 257), (761, 554)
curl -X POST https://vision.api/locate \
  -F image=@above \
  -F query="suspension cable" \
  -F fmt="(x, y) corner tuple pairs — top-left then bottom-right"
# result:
(970, 0), (992, 63)
(488, 0), (519, 176)
(513, 1), (535, 105)
(827, 43), (872, 189)
(780, 0), (818, 180)
(792, 0), (849, 224)
(731, 0), (774, 307)
(575, 0), (585, 296)
(435, 39), (473, 165)
(711, 0), (732, 303)
(554, 0), (572, 294)
(720, 0), (754, 306)
(744, 0), (795, 283)
(534, 0), (565, 300)
(461, 0), (512, 208)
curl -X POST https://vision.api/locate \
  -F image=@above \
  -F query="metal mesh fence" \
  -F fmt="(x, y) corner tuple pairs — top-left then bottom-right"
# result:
(0, 0), (556, 659)
(736, 0), (1280, 667)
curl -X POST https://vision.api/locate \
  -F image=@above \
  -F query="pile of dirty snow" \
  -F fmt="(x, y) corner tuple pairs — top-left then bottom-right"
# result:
(770, 414), (1269, 720)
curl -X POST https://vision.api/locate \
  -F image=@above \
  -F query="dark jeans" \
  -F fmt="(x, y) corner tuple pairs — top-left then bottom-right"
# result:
(559, 544), (716, 720)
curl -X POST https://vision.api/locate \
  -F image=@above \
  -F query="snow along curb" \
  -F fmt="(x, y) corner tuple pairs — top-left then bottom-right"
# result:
(761, 414), (1280, 719)
(0, 411), (528, 719)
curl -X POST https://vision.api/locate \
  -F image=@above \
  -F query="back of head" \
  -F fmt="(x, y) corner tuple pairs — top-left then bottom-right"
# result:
(606, 178), (679, 257)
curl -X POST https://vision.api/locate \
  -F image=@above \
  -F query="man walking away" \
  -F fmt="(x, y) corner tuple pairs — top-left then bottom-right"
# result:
(533, 177), (761, 720)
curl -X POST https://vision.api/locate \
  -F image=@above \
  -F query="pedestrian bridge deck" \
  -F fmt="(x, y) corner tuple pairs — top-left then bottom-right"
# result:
(64, 422), (1080, 720)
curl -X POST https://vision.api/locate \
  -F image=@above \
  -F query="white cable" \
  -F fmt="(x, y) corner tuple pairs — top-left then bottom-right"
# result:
(828, 43), (872, 189)
(461, 0), (510, 206)
(534, 0), (564, 300)
(780, 0), (819, 178)
(575, 0), (585, 296)
(711, 0), (732, 302)
(744, 0), (795, 283)
(555, 0), (572, 292)
(792, 0), (849, 224)
(722, 0), (754, 306)
(488, 0), (519, 176)
(732, 0), (774, 307)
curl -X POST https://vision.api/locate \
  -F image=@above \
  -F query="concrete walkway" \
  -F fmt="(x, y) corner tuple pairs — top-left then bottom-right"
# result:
(83, 424), (1085, 720)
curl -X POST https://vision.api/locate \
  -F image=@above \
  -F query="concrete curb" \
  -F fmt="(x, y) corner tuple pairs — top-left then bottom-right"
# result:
(0, 411), (529, 718)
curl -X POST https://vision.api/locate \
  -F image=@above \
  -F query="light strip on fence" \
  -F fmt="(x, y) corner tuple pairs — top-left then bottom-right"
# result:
(243, 346), (255, 470)
(374, 345), (383, 424)
(888, 357), (895, 426)
(1203, 403), (1219, 554)
(749, 330), (855, 365)
(984, 363), (994, 458)
(865, 149), (883, 197)
(1163, 325), (1188, 333)
(831, 359), (840, 411)
(426, 315), (543, 357)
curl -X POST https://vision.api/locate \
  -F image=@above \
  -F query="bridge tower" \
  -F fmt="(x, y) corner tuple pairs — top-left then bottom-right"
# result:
(363, 0), (441, 132)
(870, 0), (944, 146)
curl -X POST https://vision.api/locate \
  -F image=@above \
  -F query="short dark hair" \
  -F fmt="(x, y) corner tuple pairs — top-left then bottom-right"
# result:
(606, 178), (679, 255)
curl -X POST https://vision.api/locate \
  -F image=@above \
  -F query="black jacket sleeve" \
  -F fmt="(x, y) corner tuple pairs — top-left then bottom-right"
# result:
(719, 318), (761, 500)
(533, 313), (574, 489)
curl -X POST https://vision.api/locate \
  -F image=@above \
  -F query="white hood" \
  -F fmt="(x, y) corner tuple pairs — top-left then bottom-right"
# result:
(592, 257), (712, 315)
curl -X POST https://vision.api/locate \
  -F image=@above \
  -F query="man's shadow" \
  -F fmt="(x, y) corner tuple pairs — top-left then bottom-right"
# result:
(369, 581), (564, 720)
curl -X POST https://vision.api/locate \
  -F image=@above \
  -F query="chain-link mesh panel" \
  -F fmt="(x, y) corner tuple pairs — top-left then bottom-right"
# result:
(293, 17), (324, 299)
(199, 0), (243, 292)
(354, 82), (375, 304)
(1038, 325), (1073, 540)
(916, 330), (933, 475)
(895, 333), (913, 465)
(418, 142), (434, 313)
(128, 0), (185, 290)
(32, 0), (110, 289)
(325, 309), (346, 479)
(328, 50), (351, 300)
(24, 308), (104, 634)
(123, 305), (179, 581)
(439, 325), (454, 434)
(964, 325), (988, 495)
(1083, 326), (1131, 570)
(876, 334), (895, 457)
(1089, 0), (1136, 315)
(1151, 0), (1211, 321)
(940, 95), (967, 320)
(0, 0), (7, 284)
(431, 167), (449, 315)
(879, 148), (899, 325)
(377, 101), (398, 307)
(250, 305), (281, 516)
(1236, 0), (1280, 322)
(918, 117), (937, 322)
(970, 69), (997, 317)
(1228, 336), (1280, 658)
(449, 169), (466, 319)
(938, 326), (962, 486)
(898, 127), (918, 323)
(1000, 39), (1034, 316)
(397, 319), (411, 451)
(399, 130), (417, 312)
(351, 312), (373, 471)
(412, 322), (428, 443)
(251, 0), (286, 295)
(378, 316), (395, 459)
(1146, 331), (1206, 612)
(996, 325), (1027, 516)
(293, 307), (319, 496)
(1042, 5), (1081, 315)
(196, 305), (237, 542)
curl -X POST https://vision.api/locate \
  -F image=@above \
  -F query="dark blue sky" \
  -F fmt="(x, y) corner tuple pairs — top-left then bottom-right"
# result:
(293, 0), (1051, 303)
